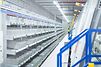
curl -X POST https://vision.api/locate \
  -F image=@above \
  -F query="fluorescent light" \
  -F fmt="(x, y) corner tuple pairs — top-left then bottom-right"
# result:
(74, 10), (78, 12)
(53, 1), (57, 5)
(74, 14), (76, 16)
(53, 1), (69, 22)
(75, 2), (80, 6)
(62, 8), (68, 10)
(78, 10), (80, 12)
(81, 4), (84, 6)
(74, 9), (81, 13)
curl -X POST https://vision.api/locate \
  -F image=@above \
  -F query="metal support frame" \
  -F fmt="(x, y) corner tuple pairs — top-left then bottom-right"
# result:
(57, 29), (101, 67)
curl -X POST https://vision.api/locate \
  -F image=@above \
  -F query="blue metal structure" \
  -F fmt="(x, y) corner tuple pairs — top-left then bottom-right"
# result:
(57, 29), (101, 67)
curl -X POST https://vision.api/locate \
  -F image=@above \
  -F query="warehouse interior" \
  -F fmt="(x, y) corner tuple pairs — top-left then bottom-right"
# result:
(0, 0), (101, 67)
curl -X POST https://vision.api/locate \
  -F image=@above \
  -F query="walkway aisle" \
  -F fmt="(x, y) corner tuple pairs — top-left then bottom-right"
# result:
(41, 34), (69, 67)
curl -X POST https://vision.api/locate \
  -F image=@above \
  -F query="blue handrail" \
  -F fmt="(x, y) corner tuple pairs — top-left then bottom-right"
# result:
(60, 29), (88, 52)
(57, 29), (101, 67)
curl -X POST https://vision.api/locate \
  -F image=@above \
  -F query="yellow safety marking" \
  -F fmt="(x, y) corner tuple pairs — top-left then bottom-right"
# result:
(69, 15), (77, 31)
(88, 63), (94, 67)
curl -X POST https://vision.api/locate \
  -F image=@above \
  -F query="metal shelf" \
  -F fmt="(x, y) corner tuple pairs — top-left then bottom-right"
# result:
(6, 28), (57, 40)
(25, 33), (64, 67)
(6, 33), (64, 66)
(7, 32), (57, 55)
(7, 31), (63, 55)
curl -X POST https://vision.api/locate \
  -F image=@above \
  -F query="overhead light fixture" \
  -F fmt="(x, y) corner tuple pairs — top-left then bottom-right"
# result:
(75, 2), (81, 6)
(53, 0), (69, 22)
(74, 10), (81, 13)
(62, 8), (68, 10)
(81, 4), (84, 6)
(74, 10), (78, 12)
(53, 1), (58, 5)
(78, 10), (81, 12)
(74, 14), (76, 16)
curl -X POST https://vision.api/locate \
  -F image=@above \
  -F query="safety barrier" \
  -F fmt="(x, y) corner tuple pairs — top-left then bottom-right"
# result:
(57, 29), (101, 67)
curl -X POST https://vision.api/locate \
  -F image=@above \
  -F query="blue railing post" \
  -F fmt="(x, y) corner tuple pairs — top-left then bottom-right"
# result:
(60, 53), (62, 67)
(85, 31), (89, 65)
(57, 53), (62, 67)
(88, 30), (92, 63)
(57, 54), (60, 67)
(85, 30), (92, 66)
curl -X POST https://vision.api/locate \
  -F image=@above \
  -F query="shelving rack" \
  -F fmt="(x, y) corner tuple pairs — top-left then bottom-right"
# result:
(24, 33), (64, 67)
(0, 1), (65, 67)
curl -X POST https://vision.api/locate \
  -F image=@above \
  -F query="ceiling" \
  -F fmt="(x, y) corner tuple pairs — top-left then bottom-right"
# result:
(34, 0), (87, 22)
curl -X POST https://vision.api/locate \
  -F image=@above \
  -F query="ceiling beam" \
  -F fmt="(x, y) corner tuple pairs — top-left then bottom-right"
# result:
(57, 15), (73, 16)
(59, 2), (86, 3)
(64, 11), (74, 14)
(44, 6), (74, 11)
(41, 5), (82, 8)
(61, 6), (82, 8)
(35, 2), (86, 3)
(37, 2), (77, 6)
(39, 4), (75, 6)
(65, 13), (74, 15)
(63, 9), (74, 10)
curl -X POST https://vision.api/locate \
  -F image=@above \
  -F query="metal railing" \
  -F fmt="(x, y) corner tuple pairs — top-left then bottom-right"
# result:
(57, 29), (101, 67)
